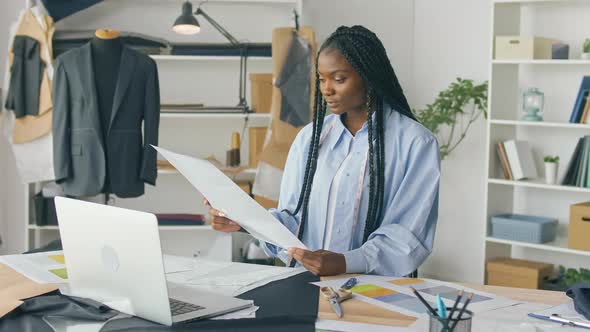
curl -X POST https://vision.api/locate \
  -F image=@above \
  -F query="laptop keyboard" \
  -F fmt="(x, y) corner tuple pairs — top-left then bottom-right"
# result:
(169, 298), (205, 316)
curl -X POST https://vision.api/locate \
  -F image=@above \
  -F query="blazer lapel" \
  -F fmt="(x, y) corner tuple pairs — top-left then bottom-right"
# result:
(79, 43), (103, 144)
(109, 46), (136, 133)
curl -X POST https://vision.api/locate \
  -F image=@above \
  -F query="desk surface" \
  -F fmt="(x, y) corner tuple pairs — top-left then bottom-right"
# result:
(318, 276), (570, 328)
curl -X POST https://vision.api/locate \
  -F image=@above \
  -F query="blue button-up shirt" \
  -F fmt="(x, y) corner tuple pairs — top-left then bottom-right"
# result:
(264, 103), (440, 276)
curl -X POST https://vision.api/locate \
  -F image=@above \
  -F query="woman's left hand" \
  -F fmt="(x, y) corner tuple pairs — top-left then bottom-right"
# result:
(288, 248), (346, 276)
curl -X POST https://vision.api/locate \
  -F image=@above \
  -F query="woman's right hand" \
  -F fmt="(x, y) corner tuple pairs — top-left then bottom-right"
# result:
(204, 199), (242, 233)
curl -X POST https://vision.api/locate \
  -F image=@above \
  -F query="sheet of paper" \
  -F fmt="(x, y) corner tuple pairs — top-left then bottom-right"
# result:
(314, 276), (518, 319)
(164, 256), (304, 297)
(316, 319), (409, 332)
(0, 251), (67, 284)
(43, 316), (110, 332)
(210, 305), (259, 320)
(163, 254), (196, 273)
(153, 146), (307, 250)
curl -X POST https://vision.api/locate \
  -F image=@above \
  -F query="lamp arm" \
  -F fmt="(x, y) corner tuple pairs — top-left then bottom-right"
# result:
(195, 8), (240, 45)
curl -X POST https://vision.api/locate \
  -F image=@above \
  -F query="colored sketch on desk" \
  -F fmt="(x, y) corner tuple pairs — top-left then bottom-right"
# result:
(49, 268), (68, 279)
(0, 251), (67, 283)
(314, 275), (518, 319)
(48, 254), (65, 264)
(388, 278), (492, 303)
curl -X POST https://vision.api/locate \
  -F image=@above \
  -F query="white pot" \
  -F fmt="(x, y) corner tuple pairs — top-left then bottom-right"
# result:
(582, 53), (590, 60)
(545, 162), (558, 185)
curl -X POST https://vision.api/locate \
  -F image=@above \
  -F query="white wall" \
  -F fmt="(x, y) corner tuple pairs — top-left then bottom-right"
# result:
(0, 1), (28, 254)
(413, 0), (491, 283)
(302, 0), (415, 105)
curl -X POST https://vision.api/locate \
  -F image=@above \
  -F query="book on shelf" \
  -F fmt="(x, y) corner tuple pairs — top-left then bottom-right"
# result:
(575, 137), (590, 187)
(569, 76), (590, 123)
(503, 140), (538, 180)
(155, 214), (205, 226)
(580, 96), (590, 124)
(496, 142), (513, 180)
(562, 138), (584, 186)
(561, 136), (590, 187)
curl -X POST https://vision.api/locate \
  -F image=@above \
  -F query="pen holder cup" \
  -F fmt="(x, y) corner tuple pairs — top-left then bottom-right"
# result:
(428, 308), (473, 332)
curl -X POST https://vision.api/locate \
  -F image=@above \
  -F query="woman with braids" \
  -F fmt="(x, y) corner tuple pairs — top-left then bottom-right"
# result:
(207, 25), (440, 276)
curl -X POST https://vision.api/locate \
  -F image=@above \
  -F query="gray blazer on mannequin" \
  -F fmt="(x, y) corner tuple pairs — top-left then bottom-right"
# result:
(52, 43), (159, 198)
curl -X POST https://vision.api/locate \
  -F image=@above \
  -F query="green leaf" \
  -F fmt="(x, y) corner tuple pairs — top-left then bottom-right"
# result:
(413, 78), (488, 160)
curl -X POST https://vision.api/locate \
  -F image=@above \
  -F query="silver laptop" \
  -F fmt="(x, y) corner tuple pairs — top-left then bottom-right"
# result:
(55, 197), (253, 326)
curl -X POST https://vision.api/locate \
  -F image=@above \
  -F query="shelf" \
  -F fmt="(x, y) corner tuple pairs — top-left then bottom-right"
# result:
(494, 0), (586, 4)
(158, 167), (257, 178)
(27, 224), (213, 231)
(492, 59), (590, 65)
(160, 112), (271, 120)
(490, 119), (590, 129)
(486, 236), (590, 256)
(151, 55), (272, 62)
(488, 178), (590, 193)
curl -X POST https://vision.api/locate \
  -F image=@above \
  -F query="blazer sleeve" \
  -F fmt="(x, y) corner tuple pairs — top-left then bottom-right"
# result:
(52, 58), (71, 183)
(140, 59), (160, 185)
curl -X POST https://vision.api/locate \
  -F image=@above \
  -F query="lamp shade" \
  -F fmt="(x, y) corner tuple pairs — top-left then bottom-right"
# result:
(172, 1), (200, 35)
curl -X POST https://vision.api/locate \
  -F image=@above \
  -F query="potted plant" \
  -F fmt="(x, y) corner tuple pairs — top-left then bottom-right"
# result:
(582, 38), (590, 60)
(413, 78), (488, 160)
(543, 155), (559, 184)
(542, 266), (590, 291)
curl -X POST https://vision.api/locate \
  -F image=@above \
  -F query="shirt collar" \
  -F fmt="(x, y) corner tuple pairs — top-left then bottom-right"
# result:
(322, 101), (395, 151)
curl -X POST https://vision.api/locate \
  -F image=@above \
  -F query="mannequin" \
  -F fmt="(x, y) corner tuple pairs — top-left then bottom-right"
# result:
(90, 29), (122, 200)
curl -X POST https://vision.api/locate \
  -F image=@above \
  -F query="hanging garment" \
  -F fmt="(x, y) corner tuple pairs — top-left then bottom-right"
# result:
(52, 43), (160, 198)
(5, 36), (45, 118)
(1, 8), (55, 183)
(275, 31), (312, 128)
(5, 9), (55, 144)
(252, 27), (316, 201)
(40, 0), (103, 22)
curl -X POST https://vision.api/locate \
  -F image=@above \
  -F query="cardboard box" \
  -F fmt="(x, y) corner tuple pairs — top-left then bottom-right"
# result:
(495, 36), (557, 60)
(250, 73), (273, 113)
(486, 258), (553, 289)
(249, 127), (267, 168)
(254, 195), (278, 209)
(569, 201), (590, 251)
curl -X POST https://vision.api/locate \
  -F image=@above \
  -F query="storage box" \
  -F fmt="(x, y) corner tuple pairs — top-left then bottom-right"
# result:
(250, 73), (273, 113)
(249, 127), (267, 168)
(569, 201), (590, 251)
(487, 258), (553, 289)
(495, 36), (557, 60)
(490, 213), (557, 243)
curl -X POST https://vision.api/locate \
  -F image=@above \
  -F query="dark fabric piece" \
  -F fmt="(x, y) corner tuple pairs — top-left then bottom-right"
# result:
(566, 282), (590, 320)
(171, 43), (272, 57)
(5, 35), (44, 118)
(0, 294), (117, 332)
(52, 43), (160, 198)
(275, 32), (311, 127)
(40, 0), (103, 22)
(25, 239), (62, 254)
(99, 272), (319, 331)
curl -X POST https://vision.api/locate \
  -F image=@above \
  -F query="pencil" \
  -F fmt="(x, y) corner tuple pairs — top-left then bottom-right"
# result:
(410, 287), (438, 317)
(447, 290), (464, 321)
(450, 292), (473, 331)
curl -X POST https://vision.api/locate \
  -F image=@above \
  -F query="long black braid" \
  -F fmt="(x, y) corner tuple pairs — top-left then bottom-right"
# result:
(286, 26), (415, 263)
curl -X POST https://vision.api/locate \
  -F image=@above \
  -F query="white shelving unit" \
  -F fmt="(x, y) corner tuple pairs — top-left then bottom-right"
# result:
(15, 0), (301, 260)
(483, 0), (590, 281)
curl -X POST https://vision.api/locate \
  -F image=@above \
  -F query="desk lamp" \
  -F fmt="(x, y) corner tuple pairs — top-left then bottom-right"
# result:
(173, 1), (249, 112)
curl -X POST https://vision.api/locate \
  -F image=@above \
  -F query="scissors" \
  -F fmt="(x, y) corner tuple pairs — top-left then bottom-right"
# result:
(320, 286), (353, 318)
